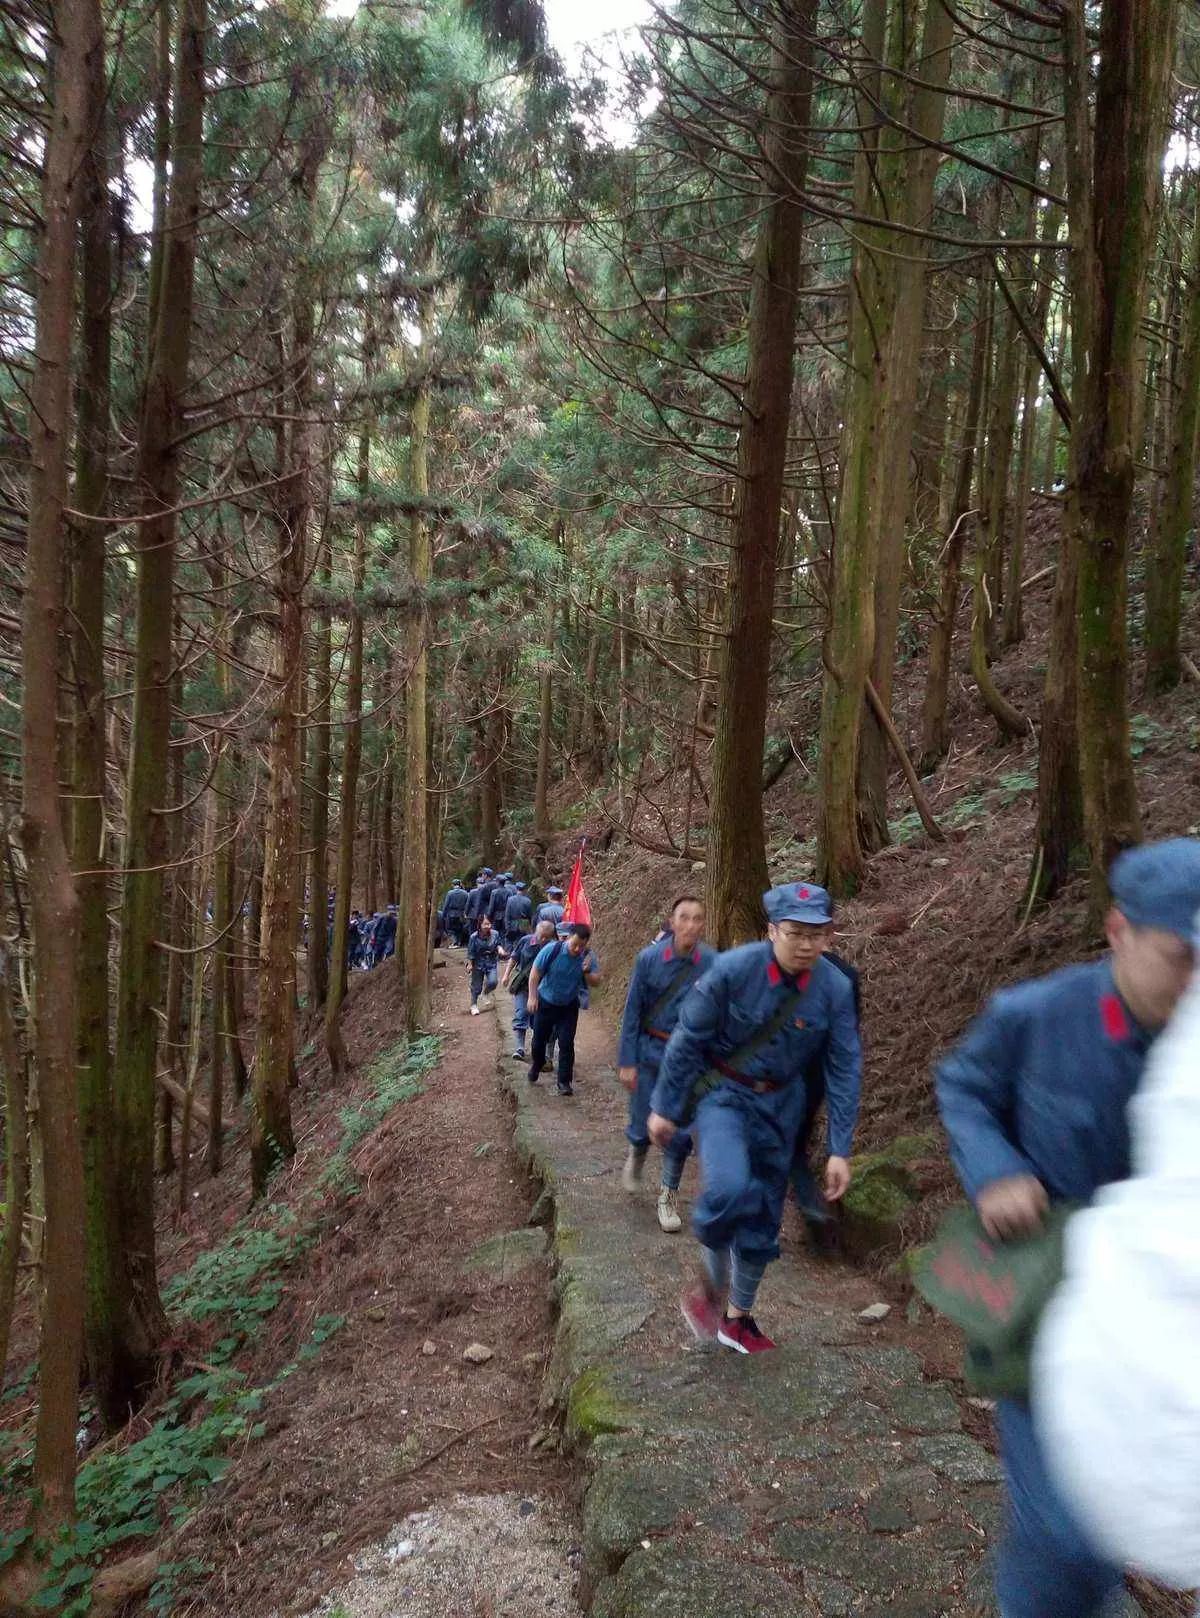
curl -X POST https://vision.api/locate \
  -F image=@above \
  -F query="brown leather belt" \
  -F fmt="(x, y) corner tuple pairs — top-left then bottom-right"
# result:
(647, 1027), (671, 1041)
(714, 1059), (783, 1094)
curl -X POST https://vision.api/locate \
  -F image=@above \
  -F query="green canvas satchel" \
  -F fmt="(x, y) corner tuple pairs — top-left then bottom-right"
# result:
(914, 1203), (1074, 1399)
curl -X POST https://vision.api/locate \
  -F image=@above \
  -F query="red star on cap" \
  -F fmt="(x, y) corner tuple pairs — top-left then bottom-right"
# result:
(797, 886), (810, 899)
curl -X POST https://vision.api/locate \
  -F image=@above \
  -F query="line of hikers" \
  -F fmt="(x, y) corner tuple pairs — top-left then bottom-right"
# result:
(444, 837), (1200, 1618)
(440, 867), (599, 1096)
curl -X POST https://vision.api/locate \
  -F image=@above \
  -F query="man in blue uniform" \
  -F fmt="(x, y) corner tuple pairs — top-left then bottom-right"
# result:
(488, 873), (513, 930)
(536, 886), (566, 932)
(618, 895), (716, 1234)
(503, 880), (533, 948)
(466, 913), (501, 1015)
(649, 882), (861, 1353)
(465, 871), (491, 930)
(501, 917), (556, 1060)
(440, 879), (469, 947)
(936, 837), (1200, 1618)
(527, 923), (602, 1095)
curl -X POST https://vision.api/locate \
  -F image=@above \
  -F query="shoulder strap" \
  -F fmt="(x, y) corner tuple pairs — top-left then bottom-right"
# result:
(723, 982), (807, 1075)
(640, 957), (702, 1033)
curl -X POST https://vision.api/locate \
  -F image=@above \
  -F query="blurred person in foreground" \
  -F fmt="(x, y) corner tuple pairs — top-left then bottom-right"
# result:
(936, 837), (1200, 1618)
(1034, 905), (1200, 1614)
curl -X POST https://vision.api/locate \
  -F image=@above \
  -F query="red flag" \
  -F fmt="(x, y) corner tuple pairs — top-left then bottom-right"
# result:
(561, 840), (592, 928)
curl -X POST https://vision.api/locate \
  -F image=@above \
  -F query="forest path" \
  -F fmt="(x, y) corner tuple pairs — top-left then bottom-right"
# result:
(184, 959), (578, 1618)
(499, 990), (1020, 1618)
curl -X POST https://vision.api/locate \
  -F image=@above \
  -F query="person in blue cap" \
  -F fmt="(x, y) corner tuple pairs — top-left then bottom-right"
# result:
(465, 870), (491, 930)
(503, 880), (533, 948)
(440, 879), (469, 947)
(487, 872), (513, 930)
(618, 895), (717, 1234)
(648, 881), (861, 1353)
(536, 886), (566, 932)
(936, 836), (1200, 1618)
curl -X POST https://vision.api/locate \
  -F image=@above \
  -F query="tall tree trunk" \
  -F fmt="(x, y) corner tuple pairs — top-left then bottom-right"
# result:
(401, 294), (434, 1034)
(306, 526), (333, 1007)
(854, 0), (955, 850)
(1144, 190), (1200, 695)
(364, 774), (378, 915)
(917, 277), (991, 773)
(969, 294), (1027, 740)
(1003, 190), (1060, 652)
(534, 554), (557, 843)
(380, 750), (395, 903)
(0, 931), (28, 1389)
(252, 112), (326, 1194)
(820, 0), (918, 892)
(158, 689), (184, 1175)
(18, 0), (91, 1539)
(70, 7), (128, 1428)
(113, 0), (206, 1392)
(1067, 0), (1174, 906)
(708, 0), (816, 939)
(326, 418), (370, 1075)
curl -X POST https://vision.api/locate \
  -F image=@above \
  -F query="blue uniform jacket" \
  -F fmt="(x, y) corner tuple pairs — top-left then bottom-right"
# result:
(504, 892), (533, 935)
(465, 886), (488, 923)
(651, 943), (862, 1157)
(936, 958), (1154, 1206)
(536, 901), (565, 930)
(618, 938), (718, 1073)
(442, 886), (467, 917)
(488, 883), (512, 925)
(467, 931), (500, 972)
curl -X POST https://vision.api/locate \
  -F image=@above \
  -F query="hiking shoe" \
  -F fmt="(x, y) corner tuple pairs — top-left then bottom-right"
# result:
(622, 1146), (648, 1193)
(527, 1068), (540, 1085)
(680, 1279), (723, 1342)
(470, 1005), (480, 1016)
(511, 1048), (527, 1060)
(717, 1313), (776, 1354)
(557, 1083), (574, 1097)
(657, 1188), (683, 1234)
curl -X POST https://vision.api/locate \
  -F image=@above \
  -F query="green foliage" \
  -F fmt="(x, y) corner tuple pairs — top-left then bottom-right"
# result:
(1129, 713), (1163, 757)
(162, 1207), (312, 1362)
(322, 1035), (441, 1189)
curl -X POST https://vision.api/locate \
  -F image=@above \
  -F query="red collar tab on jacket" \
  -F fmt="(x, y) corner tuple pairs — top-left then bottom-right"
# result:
(1099, 992), (1131, 1043)
(664, 944), (701, 964)
(767, 961), (812, 991)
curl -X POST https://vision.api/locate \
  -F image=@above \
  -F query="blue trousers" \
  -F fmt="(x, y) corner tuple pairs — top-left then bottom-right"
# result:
(994, 1397), (1124, 1618)
(692, 1095), (793, 1266)
(511, 988), (530, 1042)
(627, 1059), (692, 1189)
(470, 965), (497, 1005)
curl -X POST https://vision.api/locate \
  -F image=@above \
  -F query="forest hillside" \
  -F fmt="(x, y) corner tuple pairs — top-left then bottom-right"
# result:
(1, 0), (1199, 1608)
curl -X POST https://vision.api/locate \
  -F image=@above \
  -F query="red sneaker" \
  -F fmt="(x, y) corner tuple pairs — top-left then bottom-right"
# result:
(680, 1279), (723, 1342)
(716, 1313), (776, 1354)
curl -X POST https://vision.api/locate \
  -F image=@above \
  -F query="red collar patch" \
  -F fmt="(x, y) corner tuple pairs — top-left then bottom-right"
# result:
(767, 960), (782, 987)
(663, 945), (674, 962)
(1100, 993), (1130, 1043)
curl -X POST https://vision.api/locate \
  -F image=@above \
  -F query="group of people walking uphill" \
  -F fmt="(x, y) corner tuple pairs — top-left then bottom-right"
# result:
(441, 836), (1200, 1618)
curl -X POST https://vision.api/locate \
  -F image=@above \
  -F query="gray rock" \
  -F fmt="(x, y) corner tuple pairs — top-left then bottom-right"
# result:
(582, 1461), (687, 1576)
(917, 1433), (1003, 1485)
(859, 1302), (892, 1322)
(591, 1547), (799, 1618)
(462, 1341), (495, 1364)
(888, 1382), (962, 1435)
(772, 1525), (959, 1598)
(865, 1468), (944, 1533)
